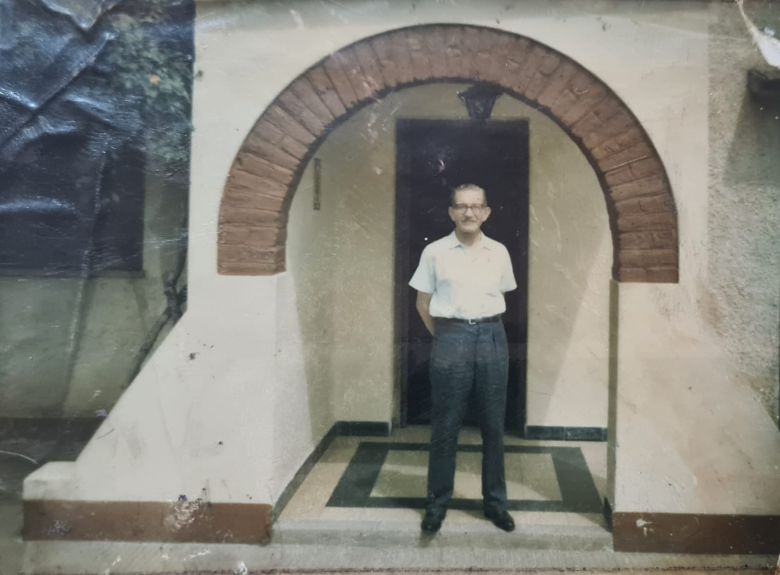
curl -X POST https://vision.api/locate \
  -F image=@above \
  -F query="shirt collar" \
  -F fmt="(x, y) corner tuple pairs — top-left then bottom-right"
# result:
(446, 230), (494, 250)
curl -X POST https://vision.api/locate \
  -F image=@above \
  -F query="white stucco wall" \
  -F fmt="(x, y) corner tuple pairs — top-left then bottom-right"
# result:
(25, 1), (780, 520)
(287, 104), (396, 427)
(25, 276), (280, 503)
(524, 104), (610, 428)
(613, 282), (780, 514)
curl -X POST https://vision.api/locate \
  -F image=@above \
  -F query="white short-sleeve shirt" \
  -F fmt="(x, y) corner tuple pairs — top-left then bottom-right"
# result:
(409, 231), (517, 320)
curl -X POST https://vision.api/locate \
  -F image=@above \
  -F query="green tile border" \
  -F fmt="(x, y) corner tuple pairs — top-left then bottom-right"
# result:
(327, 442), (602, 513)
(525, 426), (608, 442)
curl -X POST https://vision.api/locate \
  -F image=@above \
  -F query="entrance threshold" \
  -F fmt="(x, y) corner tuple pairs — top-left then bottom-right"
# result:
(278, 426), (609, 548)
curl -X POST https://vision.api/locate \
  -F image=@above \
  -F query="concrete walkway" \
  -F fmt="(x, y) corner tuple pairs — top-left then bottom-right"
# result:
(9, 507), (777, 575)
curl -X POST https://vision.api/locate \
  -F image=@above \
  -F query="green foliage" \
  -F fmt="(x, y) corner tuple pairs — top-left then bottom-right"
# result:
(102, 1), (192, 171)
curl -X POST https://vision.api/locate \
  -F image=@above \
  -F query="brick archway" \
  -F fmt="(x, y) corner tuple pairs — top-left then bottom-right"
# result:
(218, 24), (678, 282)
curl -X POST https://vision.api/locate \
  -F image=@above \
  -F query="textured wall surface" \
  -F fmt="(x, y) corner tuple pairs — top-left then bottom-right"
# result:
(706, 2), (779, 424)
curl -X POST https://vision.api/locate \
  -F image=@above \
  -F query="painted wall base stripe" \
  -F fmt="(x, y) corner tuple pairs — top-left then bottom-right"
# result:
(613, 512), (780, 554)
(336, 420), (391, 437)
(525, 426), (608, 442)
(24, 500), (272, 543)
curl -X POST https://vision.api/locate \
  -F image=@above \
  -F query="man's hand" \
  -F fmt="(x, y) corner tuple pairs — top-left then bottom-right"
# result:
(416, 291), (435, 335)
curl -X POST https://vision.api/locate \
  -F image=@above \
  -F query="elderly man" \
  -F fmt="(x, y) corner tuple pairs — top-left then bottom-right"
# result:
(409, 183), (517, 534)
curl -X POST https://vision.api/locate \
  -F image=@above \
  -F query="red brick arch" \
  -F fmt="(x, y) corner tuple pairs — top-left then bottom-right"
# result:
(218, 24), (678, 282)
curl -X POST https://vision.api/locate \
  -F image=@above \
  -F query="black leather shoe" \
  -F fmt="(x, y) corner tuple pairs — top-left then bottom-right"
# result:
(484, 508), (515, 532)
(421, 509), (445, 533)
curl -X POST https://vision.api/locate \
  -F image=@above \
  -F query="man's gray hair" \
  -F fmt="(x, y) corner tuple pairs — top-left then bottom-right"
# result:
(450, 183), (488, 206)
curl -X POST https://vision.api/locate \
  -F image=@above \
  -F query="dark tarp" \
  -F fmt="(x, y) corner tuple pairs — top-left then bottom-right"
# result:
(0, 0), (192, 275)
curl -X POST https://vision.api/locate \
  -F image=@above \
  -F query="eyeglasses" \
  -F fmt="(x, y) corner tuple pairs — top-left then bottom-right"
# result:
(451, 203), (487, 213)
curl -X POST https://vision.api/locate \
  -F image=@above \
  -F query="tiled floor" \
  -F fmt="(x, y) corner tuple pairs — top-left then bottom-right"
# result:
(279, 426), (609, 530)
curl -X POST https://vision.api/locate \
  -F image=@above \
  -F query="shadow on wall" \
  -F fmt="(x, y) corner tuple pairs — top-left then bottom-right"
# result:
(515, 92), (611, 429)
(270, 167), (338, 500)
(724, 96), (780, 188)
(708, 90), (780, 424)
(525, 164), (610, 426)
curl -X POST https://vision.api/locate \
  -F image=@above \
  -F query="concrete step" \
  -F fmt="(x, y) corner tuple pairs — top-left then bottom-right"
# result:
(20, 537), (779, 573)
(274, 518), (613, 550)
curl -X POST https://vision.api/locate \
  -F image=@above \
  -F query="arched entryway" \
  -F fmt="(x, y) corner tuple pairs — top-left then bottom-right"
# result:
(217, 24), (678, 283)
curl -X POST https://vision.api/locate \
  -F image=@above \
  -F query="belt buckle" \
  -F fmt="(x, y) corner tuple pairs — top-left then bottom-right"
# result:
(467, 318), (478, 325)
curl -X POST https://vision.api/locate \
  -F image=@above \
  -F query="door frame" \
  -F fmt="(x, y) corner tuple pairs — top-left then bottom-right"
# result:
(393, 117), (530, 435)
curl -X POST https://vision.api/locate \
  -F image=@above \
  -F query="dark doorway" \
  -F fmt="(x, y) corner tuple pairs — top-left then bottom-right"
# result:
(395, 118), (529, 432)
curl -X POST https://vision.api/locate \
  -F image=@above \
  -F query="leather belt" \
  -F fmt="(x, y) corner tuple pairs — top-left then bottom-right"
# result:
(436, 315), (501, 325)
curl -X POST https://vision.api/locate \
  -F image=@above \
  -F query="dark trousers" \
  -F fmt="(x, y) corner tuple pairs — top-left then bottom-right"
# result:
(426, 317), (509, 515)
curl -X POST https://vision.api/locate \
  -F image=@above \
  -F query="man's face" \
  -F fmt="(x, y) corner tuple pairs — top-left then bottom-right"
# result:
(448, 188), (490, 235)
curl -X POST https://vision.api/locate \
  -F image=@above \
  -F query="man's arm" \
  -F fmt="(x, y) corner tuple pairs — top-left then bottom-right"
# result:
(416, 291), (435, 335)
